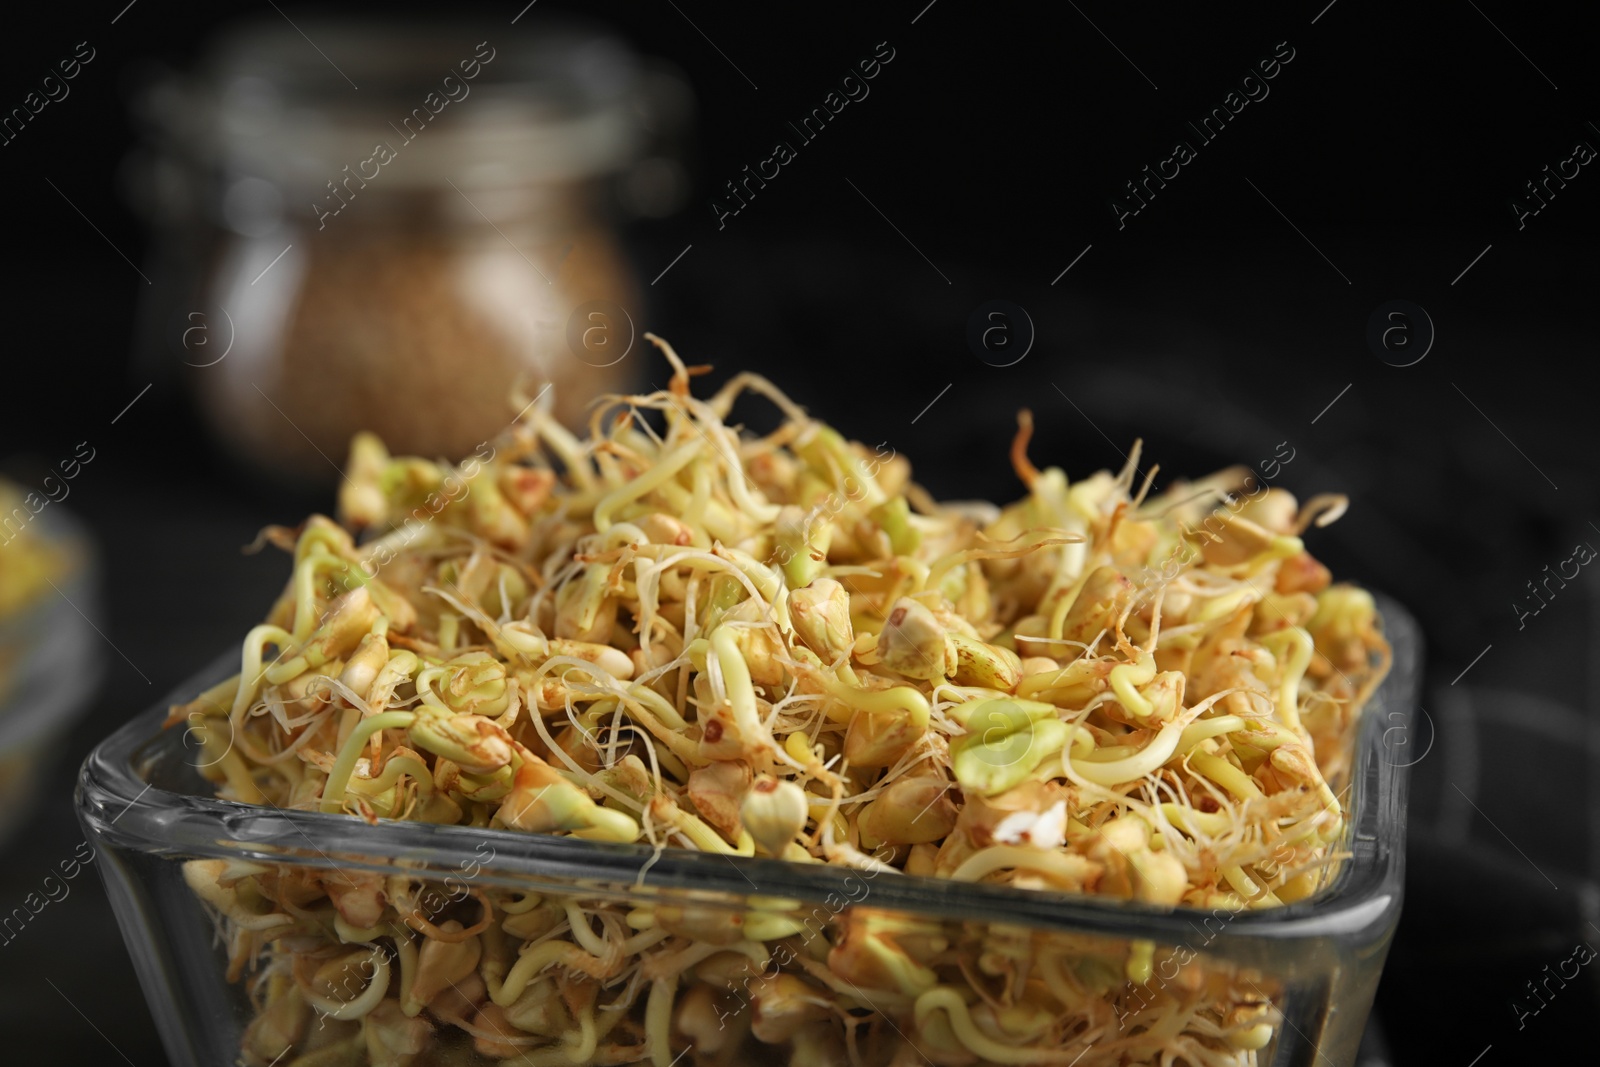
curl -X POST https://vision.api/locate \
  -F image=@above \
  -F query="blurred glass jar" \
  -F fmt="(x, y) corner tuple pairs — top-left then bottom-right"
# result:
(127, 18), (691, 484)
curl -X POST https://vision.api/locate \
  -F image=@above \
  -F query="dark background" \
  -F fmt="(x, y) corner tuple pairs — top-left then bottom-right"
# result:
(0, 1), (1594, 1062)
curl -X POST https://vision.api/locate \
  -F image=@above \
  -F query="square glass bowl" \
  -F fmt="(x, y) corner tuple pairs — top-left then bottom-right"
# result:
(76, 600), (1417, 1067)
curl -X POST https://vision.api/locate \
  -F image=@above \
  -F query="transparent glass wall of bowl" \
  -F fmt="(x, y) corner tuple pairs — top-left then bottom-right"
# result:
(77, 602), (1417, 1067)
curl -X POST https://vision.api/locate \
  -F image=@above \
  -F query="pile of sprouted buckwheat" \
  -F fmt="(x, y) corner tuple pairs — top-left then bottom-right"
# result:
(170, 337), (1389, 1067)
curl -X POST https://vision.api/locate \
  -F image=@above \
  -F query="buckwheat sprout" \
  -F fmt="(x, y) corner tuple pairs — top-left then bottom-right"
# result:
(1064, 689), (1239, 788)
(948, 846), (1098, 885)
(927, 530), (1083, 591)
(709, 624), (772, 748)
(705, 370), (812, 425)
(593, 440), (704, 533)
(248, 709), (334, 767)
(523, 699), (654, 824)
(231, 625), (296, 717)
(320, 711), (415, 813)
(1257, 626), (1314, 733)
(1202, 743), (1274, 794)
(300, 947), (391, 1021)
(167, 336), (1390, 1067)
(527, 402), (596, 492)
(254, 690), (320, 740)
(1176, 715), (1249, 755)
(915, 988), (1092, 1064)
(1108, 652), (1159, 719)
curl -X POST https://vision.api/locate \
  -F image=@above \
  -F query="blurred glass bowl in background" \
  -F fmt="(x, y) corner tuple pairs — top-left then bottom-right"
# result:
(0, 494), (106, 849)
